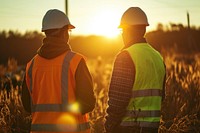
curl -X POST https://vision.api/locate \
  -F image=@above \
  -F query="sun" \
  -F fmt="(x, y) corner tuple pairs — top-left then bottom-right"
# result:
(88, 9), (121, 38)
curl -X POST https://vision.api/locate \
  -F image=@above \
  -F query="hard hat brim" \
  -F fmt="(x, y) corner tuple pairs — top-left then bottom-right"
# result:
(42, 24), (75, 32)
(68, 24), (75, 29)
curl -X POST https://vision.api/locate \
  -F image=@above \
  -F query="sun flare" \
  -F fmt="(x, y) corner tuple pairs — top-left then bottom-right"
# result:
(88, 9), (121, 38)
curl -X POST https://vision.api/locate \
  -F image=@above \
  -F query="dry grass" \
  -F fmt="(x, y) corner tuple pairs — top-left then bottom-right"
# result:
(0, 54), (200, 133)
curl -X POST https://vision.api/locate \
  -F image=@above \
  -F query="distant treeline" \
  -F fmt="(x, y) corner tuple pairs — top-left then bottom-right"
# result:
(0, 23), (200, 65)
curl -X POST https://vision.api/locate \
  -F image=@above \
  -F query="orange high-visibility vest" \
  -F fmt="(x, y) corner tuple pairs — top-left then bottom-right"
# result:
(26, 51), (90, 133)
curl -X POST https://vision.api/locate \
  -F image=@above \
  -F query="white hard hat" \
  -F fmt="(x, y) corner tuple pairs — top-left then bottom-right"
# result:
(42, 9), (75, 31)
(118, 7), (149, 28)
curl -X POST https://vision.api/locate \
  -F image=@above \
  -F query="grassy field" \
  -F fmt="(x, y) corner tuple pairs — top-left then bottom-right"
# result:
(0, 54), (200, 133)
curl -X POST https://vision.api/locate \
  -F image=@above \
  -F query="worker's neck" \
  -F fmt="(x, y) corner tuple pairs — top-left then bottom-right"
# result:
(124, 37), (146, 48)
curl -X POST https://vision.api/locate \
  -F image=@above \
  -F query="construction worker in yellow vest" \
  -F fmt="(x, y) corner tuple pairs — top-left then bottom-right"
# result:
(21, 9), (96, 133)
(105, 7), (166, 133)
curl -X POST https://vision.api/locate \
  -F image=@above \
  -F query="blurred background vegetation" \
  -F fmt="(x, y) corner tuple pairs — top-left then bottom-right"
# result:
(0, 23), (200, 132)
(0, 23), (200, 65)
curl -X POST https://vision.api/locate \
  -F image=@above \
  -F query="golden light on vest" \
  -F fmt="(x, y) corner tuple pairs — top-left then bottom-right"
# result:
(67, 102), (80, 113)
(56, 113), (78, 132)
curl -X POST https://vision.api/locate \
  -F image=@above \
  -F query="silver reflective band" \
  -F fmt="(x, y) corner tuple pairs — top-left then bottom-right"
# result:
(125, 110), (160, 118)
(61, 51), (75, 105)
(120, 121), (160, 128)
(132, 89), (162, 97)
(31, 122), (90, 132)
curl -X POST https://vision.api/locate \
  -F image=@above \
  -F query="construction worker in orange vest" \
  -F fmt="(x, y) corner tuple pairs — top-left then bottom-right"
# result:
(105, 7), (166, 133)
(22, 9), (96, 133)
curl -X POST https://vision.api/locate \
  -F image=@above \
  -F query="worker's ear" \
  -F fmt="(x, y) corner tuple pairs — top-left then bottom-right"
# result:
(59, 26), (68, 39)
(63, 28), (69, 41)
(122, 28), (131, 45)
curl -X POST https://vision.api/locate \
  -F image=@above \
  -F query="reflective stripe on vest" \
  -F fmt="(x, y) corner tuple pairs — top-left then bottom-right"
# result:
(121, 43), (165, 128)
(31, 122), (90, 132)
(125, 110), (161, 118)
(132, 88), (162, 98)
(121, 121), (160, 127)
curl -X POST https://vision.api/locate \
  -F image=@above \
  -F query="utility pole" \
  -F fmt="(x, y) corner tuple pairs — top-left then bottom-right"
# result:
(186, 11), (197, 52)
(187, 11), (190, 30)
(65, 0), (68, 16)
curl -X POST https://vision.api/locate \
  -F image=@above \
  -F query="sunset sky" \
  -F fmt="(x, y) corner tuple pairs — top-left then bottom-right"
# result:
(0, 0), (200, 37)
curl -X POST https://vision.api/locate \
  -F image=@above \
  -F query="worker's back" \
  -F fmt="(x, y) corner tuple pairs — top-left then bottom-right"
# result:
(26, 51), (90, 133)
(121, 43), (165, 128)
(126, 43), (165, 89)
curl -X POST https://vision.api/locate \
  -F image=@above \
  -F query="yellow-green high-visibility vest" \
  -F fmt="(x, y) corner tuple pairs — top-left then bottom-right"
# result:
(120, 43), (165, 128)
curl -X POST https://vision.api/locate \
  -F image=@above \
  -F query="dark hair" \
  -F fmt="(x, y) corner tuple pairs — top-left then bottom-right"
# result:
(44, 25), (68, 37)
